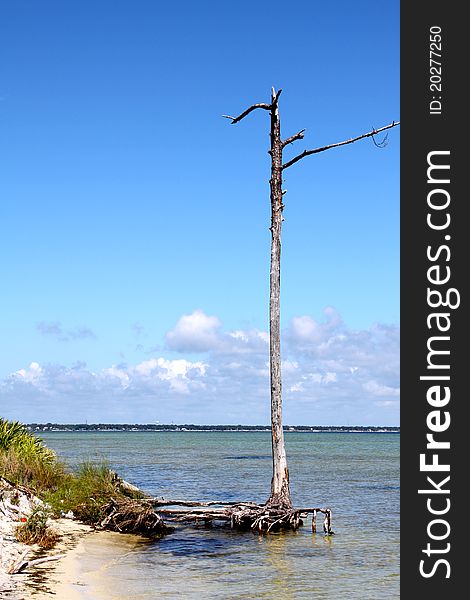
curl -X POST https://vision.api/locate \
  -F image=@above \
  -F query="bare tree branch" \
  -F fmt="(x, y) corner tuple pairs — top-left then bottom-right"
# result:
(282, 121), (400, 169)
(281, 129), (305, 148)
(223, 103), (272, 125)
(271, 87), (282, 104)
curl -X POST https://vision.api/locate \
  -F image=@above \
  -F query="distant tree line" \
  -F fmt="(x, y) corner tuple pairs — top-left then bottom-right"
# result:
(26, 423), (399, 433)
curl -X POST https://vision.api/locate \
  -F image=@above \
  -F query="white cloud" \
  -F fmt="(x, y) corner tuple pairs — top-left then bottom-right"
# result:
(1, 308), (399, 425)
(143, 358), (207, 394)
(102, 366), (130, 389)
(165, 310), (269, 357)
(289, 315), (322, 343)
(165, 310), (221, 352)
(363, 380), (400, 397)
(303, 372), (337, 384)
(375, 400), (399, 408)
(281, 360), (298, 374)
(288, 307), (343, 347)
(323, 372), (337, 384)
(101, 357), (208, 395)
(13, 361), (44, 384)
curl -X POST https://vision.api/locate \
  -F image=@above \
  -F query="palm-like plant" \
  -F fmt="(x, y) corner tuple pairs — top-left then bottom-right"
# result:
(0, 418), (56, 463)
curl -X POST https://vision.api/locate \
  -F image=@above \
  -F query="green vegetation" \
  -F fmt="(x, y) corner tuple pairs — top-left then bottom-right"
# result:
(1, 418), (145, 547)
(15, 506), (60, 549)
(0, 445), (67, 494)
(0, 418), (56, 462)
(0, 418), (65, 494)
(43, 461), (143, 525)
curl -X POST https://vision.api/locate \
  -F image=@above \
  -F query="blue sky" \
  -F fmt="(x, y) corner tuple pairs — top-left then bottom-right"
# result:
(0, 1), (399, 425)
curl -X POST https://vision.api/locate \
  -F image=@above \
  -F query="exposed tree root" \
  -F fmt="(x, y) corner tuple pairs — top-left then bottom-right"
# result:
(75, 474), (333, 537)
(151, 498), (333, 535)
(99, 498), (174, 537)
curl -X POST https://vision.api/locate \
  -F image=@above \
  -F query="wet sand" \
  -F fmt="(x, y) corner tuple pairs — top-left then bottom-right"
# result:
(21, 528), (145, 600)
(15, 519), (92, 599)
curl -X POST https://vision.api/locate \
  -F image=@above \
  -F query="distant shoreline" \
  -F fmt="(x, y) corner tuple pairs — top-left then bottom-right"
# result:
(27, 423), (399, 433)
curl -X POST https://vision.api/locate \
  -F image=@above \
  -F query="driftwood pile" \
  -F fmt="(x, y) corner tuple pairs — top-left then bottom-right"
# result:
(99, 497), (174, 536)
(151, 499), (333, 534)
(91, 496), (333, 537)
(98, 475), (334, 536)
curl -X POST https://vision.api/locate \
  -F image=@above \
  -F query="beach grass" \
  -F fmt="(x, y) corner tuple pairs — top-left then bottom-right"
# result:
(1, 418), (140, 546)
(44, 461), (125, 524)
(0, 418), (67, 493)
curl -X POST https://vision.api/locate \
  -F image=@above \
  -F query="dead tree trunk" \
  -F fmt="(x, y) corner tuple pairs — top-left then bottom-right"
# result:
(267, 88), (291, 508)
(224, 89), (399, 514)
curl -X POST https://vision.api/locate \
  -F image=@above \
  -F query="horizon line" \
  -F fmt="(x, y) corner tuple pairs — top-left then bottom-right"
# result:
(25, 422), (400, 429)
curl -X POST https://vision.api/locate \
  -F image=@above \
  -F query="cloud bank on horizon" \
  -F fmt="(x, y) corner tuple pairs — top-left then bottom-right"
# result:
(0, 308), (399, 426)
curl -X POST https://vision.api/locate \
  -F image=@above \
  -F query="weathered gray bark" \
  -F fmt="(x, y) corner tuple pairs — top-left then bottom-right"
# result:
(226, 87), (293, 507)
(150, 497), (333, 534)
(224, 89), (293, 507)
(267, 88), (291, 508)
(224, 89), (399, 513)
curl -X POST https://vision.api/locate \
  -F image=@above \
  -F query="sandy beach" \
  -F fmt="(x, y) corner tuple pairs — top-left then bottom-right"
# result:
(0, 466), (153, 599)
(18, 526), (145, 600)
(6, 518), (92, 599)
(0, 466), (155, 599)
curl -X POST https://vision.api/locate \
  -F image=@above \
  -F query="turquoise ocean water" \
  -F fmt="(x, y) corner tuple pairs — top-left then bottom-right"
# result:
(41, 431), (399, 599)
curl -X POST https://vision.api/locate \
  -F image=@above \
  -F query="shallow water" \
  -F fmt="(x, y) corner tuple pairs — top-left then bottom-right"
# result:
(42, 431), (399, 599)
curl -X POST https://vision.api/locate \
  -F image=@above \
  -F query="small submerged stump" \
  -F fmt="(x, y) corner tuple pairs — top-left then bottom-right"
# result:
(229, 503), (332, 534)
(230, 503), (298, 532)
